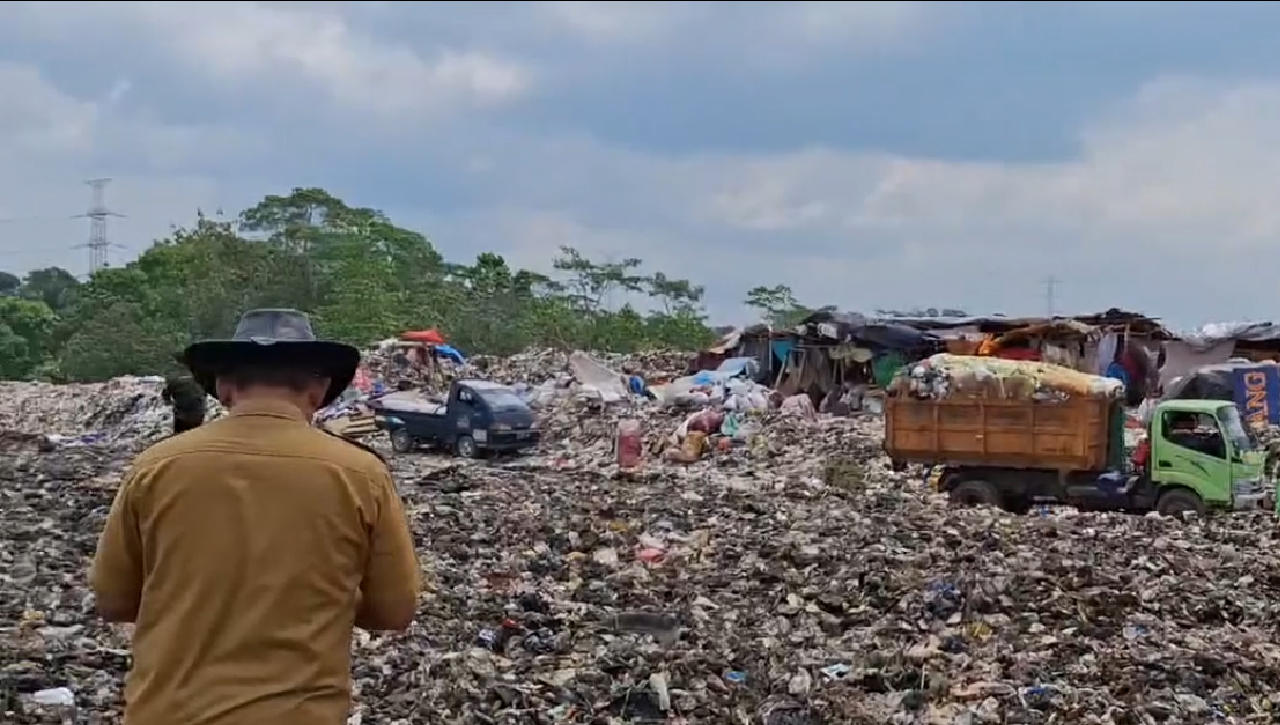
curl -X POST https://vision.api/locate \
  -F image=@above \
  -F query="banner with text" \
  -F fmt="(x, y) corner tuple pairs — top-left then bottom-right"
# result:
(1231, 365), (1280, 425)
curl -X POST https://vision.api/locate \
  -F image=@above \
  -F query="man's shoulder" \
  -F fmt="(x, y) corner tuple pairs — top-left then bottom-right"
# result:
(132, 425), (211, 466)
(132, 417), (389, 478)
(314, 430), (391, 474)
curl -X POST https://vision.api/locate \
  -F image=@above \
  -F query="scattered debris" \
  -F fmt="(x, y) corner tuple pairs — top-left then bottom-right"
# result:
(3, 349), (1280, 724)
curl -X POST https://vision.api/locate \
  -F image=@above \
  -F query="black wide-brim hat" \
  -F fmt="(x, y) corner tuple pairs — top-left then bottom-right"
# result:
(178, 309), (361, 408)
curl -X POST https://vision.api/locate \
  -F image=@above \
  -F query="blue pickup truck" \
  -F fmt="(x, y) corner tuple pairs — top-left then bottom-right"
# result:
(372, 380), (540, 457)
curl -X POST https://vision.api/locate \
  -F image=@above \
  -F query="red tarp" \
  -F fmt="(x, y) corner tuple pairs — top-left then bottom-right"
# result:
(401, 329), (446, 344)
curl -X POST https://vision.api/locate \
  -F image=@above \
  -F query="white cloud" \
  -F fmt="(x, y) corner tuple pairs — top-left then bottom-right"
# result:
(0, 62), (251, 168)
(772, 1), (929, 46)
(0, 62), (254, 275)
(423, 74), (1280, 322)
(636, 76), (1280, 252)
(538, 0), (931, 60)
(0, 64), (99, 157)
(1, 2), (1279, 326)
(539, 1), (695, 45)
(5, 1), (534, 118)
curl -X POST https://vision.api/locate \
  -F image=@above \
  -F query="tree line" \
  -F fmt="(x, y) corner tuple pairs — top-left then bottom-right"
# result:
(0, 188), (827, 383)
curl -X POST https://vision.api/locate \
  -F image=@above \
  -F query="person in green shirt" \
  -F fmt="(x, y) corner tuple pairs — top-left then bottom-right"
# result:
(163, 374), (207, 435)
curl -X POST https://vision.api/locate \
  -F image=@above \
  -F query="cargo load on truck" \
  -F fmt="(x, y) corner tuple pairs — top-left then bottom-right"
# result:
(889, 353), (1124, 402)
(885, 355), (1271, 517)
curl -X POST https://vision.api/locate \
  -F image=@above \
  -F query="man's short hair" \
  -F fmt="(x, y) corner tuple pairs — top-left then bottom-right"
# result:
(216, 362), (326, 393)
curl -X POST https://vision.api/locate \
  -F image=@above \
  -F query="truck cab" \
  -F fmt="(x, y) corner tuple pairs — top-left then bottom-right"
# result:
(1141, 400), (1268, 514)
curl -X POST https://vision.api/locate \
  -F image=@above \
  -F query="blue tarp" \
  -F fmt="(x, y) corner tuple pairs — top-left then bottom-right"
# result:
(434, 344), (466, 364)
(692, 356), (758, 386)
(771, 339), (794, 364)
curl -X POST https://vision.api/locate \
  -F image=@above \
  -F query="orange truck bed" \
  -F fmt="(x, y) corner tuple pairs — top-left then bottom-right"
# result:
(884, 396), (1113, 471)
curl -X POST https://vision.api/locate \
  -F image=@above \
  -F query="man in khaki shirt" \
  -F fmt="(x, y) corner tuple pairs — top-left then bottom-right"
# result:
(91, 309), (422, 725)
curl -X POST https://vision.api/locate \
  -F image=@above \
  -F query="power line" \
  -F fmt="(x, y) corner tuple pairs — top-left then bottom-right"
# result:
(0, 215), (64, 225)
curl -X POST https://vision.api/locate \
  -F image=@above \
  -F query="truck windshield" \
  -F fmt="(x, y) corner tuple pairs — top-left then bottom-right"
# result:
(1218, 405), (1258, 453)
(478, 390), (526, 409)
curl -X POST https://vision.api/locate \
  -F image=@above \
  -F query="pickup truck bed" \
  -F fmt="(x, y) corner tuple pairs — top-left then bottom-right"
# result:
(885, 396), (1117, 471)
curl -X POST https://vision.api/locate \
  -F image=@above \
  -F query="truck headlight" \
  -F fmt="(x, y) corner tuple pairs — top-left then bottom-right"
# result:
(1233, 479), (1261, 494)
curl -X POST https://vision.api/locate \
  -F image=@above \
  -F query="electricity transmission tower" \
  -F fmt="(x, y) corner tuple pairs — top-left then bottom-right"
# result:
(73, 178), (125, 274)
(1043, 275), (1061, 317)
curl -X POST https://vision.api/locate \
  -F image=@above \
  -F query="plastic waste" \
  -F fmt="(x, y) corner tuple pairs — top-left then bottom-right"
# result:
(615, 419), (643, 469)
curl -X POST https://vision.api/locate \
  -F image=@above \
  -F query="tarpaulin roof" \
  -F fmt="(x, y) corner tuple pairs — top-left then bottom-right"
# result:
(996, 320), (1098, 345)
(883, 315), (1042, 333)
(400, 329), (446, 344)
(1173, 321), (1280, 352)
(1165, 362), (1262, 402)
(1195, 322), (1280, 343)
(851, 323), (939, 350)
(796, 310), (940, 350)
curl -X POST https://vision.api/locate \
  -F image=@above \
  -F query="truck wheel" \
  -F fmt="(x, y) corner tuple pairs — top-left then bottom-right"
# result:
(948, 479), (1002, 509)
(1156, 489), (1206, 518)
(1003, 495), (1032, 515)
(390, 429), (414, 454)
(455, 435), (479, 459)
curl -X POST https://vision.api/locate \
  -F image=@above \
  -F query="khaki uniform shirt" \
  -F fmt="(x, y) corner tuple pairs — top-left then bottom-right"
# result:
(90, 399), (422, 725)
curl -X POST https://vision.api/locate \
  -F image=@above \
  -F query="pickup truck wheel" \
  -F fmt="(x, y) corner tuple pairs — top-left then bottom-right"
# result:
(1156, 489), (1206, 518)
(949, 479), (1002, 509)
(455, 435), (480, 459)
(389, 429), (414, 454)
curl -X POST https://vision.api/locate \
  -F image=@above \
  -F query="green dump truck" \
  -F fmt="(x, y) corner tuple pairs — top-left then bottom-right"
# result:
(886, 395), (1271, 516)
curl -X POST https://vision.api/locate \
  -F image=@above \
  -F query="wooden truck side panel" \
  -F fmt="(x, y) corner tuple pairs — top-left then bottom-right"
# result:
(885, 397), (1112, 471)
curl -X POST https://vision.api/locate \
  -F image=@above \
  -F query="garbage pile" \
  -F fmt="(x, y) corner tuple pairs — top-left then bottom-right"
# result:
(0, 378), (202, 447)
(350, 347), (791, 470)
(6, 416), (1280, 723)
(470, 348), (691, 388)
(8, 351), (1280, 723)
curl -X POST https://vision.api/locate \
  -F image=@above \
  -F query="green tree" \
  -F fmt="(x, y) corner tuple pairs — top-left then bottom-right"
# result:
(21, 266), (80, 312)
(0, 297), (58, 379)
(1, 187), (735, 382)
(0, 271), (20, 296)
(744, 284), (812, 328)
(60, 301), (183, 381)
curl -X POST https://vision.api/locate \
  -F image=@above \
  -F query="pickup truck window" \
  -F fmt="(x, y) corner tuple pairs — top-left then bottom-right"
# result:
(478, 390), (525, 409)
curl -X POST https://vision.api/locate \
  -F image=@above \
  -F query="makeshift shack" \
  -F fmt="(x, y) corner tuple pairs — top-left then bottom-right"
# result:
(887, 315), (1049, 355)
(981, 319), (1097, 369)
(373, 329), (468, 391)
(772, 311), (942, 400)
(690, 325), (777, 382)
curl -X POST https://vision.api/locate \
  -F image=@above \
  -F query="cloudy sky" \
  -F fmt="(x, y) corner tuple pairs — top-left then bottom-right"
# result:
(1, 1), (1278, 328)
